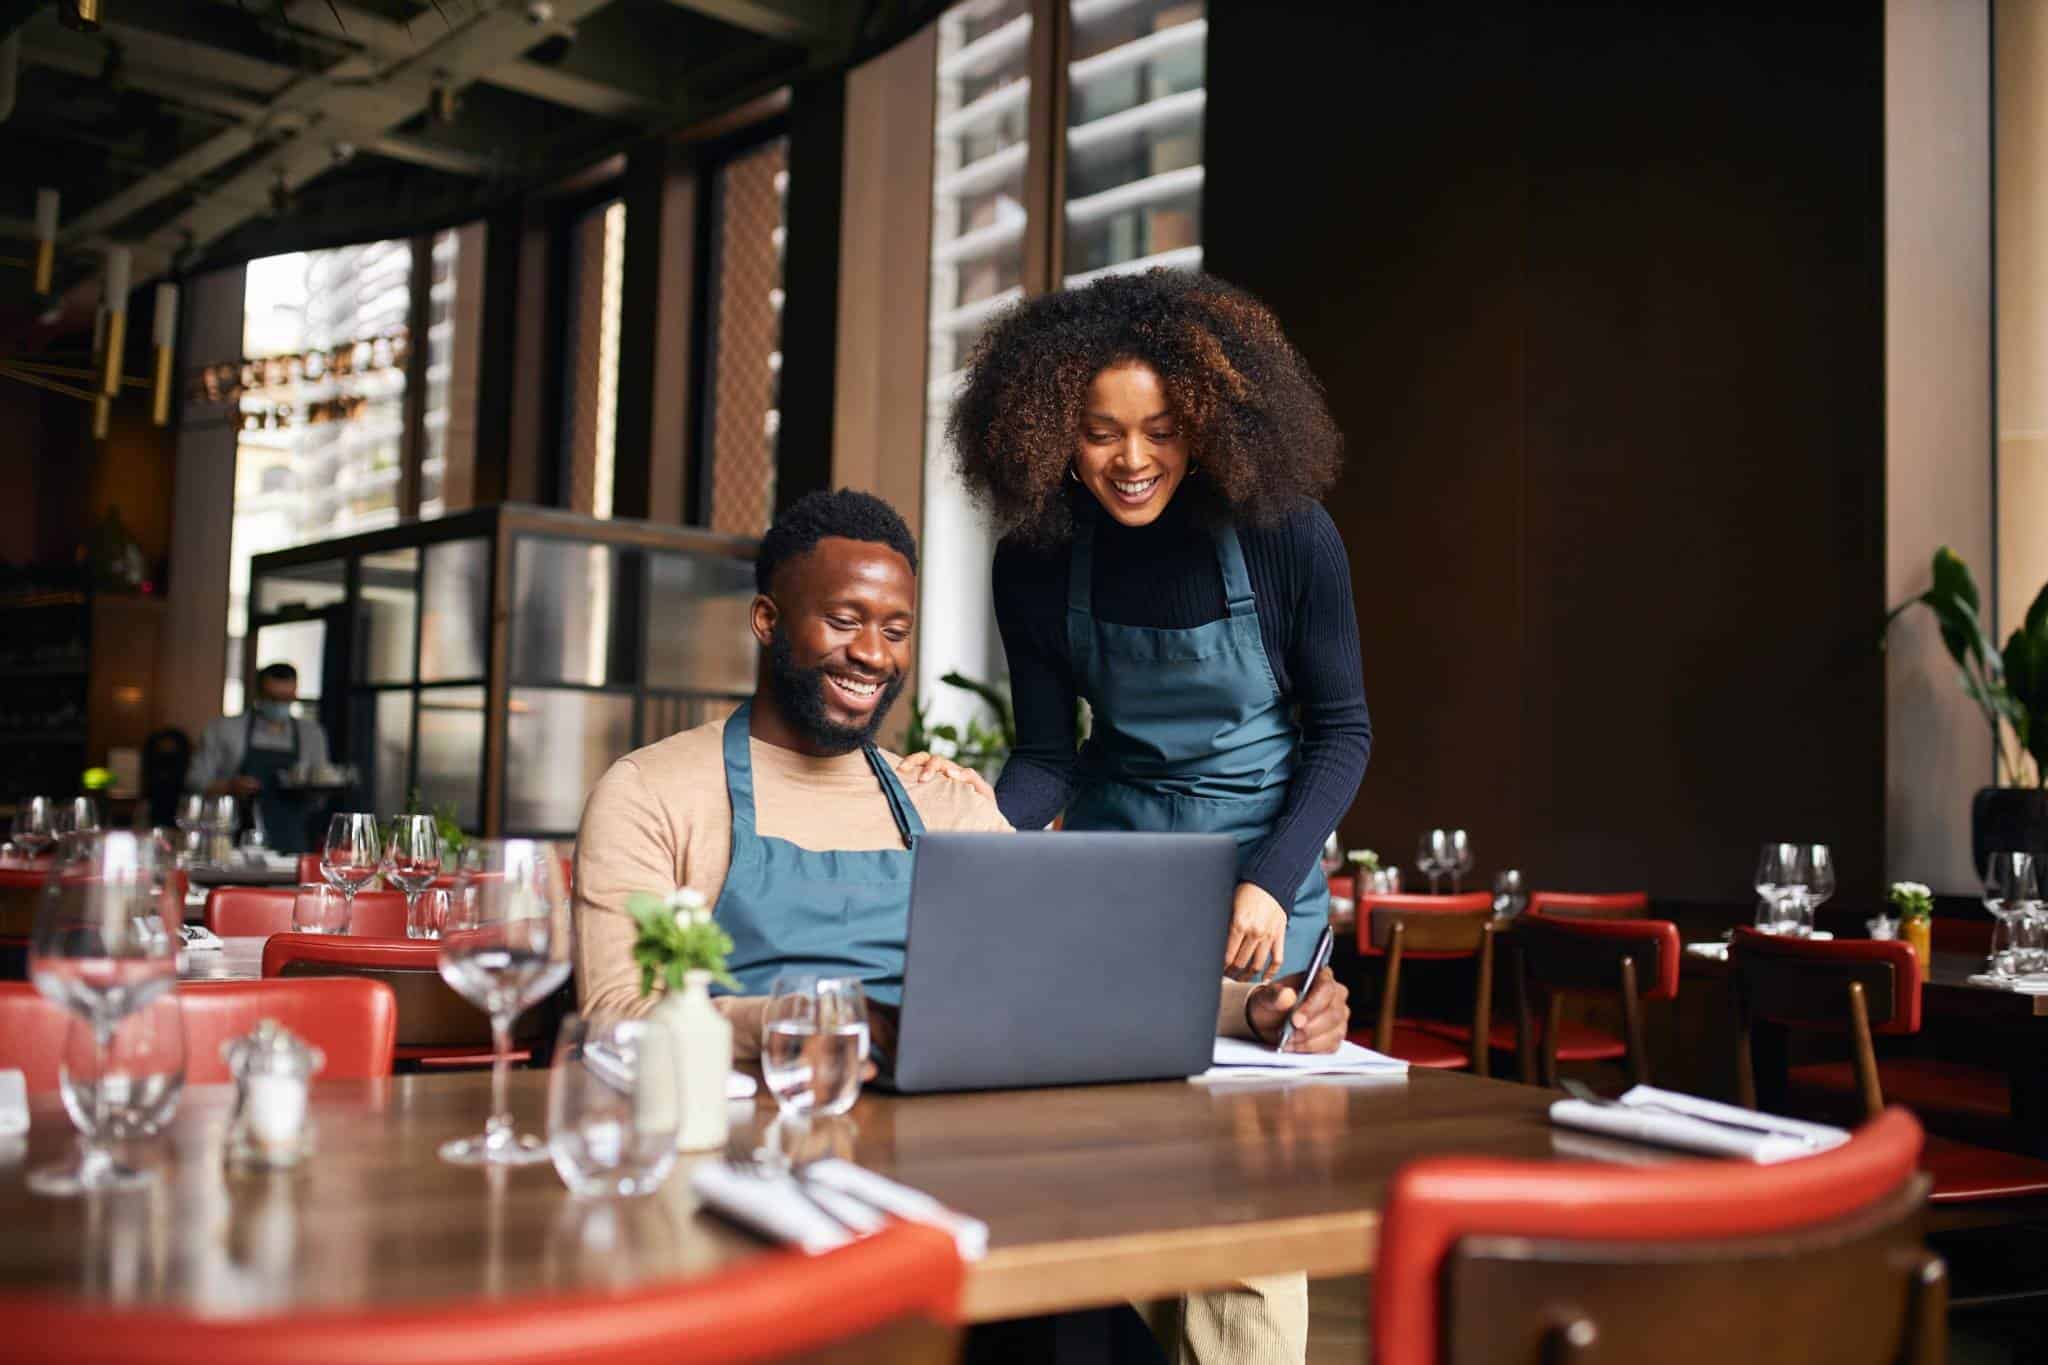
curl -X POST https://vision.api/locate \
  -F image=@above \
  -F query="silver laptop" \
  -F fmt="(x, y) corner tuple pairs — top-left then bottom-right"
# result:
(884, 831), (1237, 1093)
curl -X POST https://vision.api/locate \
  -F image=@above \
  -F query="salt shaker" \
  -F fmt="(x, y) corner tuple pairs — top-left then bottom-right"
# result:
(222, 1020), (324, 1169)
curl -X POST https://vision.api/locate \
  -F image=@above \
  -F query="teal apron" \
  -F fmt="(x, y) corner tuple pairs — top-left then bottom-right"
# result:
(712, 702), (925, 1006)
(1062, 513), (1330, 976)
(238, 712), (306, 854)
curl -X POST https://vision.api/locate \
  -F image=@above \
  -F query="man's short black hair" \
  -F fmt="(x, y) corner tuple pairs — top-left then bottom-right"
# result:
(754, 489), (918, 595)
(256, 662), (298, 685)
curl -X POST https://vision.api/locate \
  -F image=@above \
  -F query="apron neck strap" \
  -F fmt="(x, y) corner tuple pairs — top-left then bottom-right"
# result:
(1212, 525), (1258, 617)
(1067, 512), (1096, 615)
(722, 703), (760, 835)
(863, 747), (927, 848)
(724, 701), (926, 847)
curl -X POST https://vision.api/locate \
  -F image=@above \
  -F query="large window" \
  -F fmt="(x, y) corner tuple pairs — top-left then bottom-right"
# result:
(225, 229), (480, 714)
(917, 0), (1207, 720)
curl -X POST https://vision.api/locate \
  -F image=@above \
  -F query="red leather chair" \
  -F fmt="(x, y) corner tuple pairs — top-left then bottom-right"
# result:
(0, 1219), (963, 1365)
(1525, 889), (1649, 919)
(1347, 892), (1497, 1073)
(208, 886), (408, 938)
(0, 979), (397, 1091)
(1730, 927), (2048, 1208)
(1422, 911), (1680, 1088)
(261, 934), (542, 1068)
(1373, 1107), (1943, 1365)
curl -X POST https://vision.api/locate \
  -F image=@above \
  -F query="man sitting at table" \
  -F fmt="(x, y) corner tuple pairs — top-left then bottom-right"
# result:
(573, 489), (1346, 1365)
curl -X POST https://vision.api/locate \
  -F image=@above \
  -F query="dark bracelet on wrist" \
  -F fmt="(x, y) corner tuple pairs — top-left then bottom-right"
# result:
(1244, 990), (1274, 1047)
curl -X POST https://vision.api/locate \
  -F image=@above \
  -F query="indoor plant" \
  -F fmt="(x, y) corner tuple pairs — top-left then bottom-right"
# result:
(1885, 548), (2048, 875)
(626, 887), (738, 1152)
(906, 671), (1017, 780)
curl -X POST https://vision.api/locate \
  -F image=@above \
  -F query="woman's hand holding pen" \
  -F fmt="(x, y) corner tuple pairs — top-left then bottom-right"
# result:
(1225, 882), (1288, 982)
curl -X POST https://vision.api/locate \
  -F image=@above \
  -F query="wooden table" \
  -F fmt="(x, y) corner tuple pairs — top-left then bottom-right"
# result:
(0, 1066), (1583, 1324)
(1683, 945), (2048, 1020)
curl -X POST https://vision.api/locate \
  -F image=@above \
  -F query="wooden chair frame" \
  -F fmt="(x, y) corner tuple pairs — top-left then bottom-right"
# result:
(1510, 915), (1678, 1089)
(1366, 905), (1498, 1076)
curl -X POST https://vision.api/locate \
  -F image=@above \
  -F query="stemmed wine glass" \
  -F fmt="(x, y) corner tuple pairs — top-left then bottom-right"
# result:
(321, 814), (382, 926)
(1983, 851), (2038, 980)
(384, 814), (443, 939)
(437, 838), (574, 1166)
(1417, 829), (1451, 895)
(26, 830), (180, 1194)
(14, 797), (57, 860)
(1492, 868), (1527, 920)
(61, 992), (186, 1141)
(1446, 829), (1475, 894)
(60, 796), (102, 840)
(1803, 844), (1836, 915)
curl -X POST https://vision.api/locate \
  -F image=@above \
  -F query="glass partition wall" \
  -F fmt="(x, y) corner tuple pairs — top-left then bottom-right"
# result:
(247, 506), (758, 839)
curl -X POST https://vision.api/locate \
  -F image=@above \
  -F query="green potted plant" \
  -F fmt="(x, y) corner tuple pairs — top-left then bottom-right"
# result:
(1885, 547), (2048, 875)
(905, 671), (1018, 780)
(625, 887), (738, 1152)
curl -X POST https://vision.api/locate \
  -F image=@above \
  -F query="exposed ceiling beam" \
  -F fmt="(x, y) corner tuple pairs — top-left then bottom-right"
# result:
(365, 133), (495, 178)
(97, 17), (300, 95)
(280, 0), (666, 116)
(21, 32), (266, 123)
(658, 0), (839, 44)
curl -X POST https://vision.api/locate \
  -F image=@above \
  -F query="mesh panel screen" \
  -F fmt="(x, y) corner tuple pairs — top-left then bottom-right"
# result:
(705, 139), (789, 537)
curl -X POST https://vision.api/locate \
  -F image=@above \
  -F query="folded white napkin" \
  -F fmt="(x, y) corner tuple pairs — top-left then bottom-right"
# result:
(1688, 931), (1835, 961)
(1550, 1084), (1846, 1164)
(1966, 974), (2048, 994)
(0, 1070), (26, 1138)
(178, 925), (224, 952)
(1194, 1036), (1410, 1083)
(690, 1157), (988, 1259)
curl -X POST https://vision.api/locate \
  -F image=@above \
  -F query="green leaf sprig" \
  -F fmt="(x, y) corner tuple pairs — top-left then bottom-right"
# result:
(1887, 881), (1933, 922)
(626, 888), (740, 997)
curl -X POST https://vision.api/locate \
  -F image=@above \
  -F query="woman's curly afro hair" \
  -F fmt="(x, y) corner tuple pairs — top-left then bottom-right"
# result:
(946, 270), (1342, 545)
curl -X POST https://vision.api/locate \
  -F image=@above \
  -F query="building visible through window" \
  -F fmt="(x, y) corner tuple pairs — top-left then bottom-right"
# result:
(703, 137), (790, 537)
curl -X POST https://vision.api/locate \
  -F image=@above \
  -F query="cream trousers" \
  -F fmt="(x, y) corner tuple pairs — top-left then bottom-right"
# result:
(1145, 1274), (1309, 1365)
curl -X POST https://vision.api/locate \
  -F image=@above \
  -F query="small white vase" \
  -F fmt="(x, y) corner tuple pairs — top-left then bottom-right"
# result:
(652, 970), (732, 1152)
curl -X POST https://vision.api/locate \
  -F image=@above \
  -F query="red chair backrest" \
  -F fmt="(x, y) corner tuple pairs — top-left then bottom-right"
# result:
(261, 935), (549, 1051)
(1, 1220), (963, 1365)
(1357, 891), (1494, 956)
(208, 887), (408, 939)
(1525, 890), (1648, 919)
(0, 979), (397, 1091)
(1514, 911), (1682, 1000)
(1373, 1107), (1930, 1365)
(1729, 927), (1923, 1036)
(297, 853), (322, 885)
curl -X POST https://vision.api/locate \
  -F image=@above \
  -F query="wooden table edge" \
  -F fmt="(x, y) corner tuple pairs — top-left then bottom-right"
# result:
(961, 1209), (1378, 1321)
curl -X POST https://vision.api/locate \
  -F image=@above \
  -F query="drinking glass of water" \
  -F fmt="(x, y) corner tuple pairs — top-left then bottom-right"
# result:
(761, 974), (868, 1119)
(62, 992), (186, 1141)
(437, 838), (574, 1165)
(291, 883), (351, 935)
(547, 1013), (679, 1197)
(1984, 851), (2037, 979)
(27, 830), (180, 1194)
(13, 797), (57, 860)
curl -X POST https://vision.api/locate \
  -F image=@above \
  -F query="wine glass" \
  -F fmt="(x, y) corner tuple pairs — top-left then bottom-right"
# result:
(383, 815), (443, 939)
(1416, 829), (1450, 895)
(1446, 829), (1475, 893)
(61, 796), (102, 839)
(321, 814), (382, 925)
(1804, 844), (1836, 913)
(26, 830), (180, 1194)
(174, 793), (205, 836)
(61, 992), (186, 1141)
(13, 797), (56, 860)
(761, 974), (869, 1119)
(290, 883), (351, 935)
(437, 838), (574, 1166)
(1983, 851), (2037, 979)
(1320, 833), (1343, 880)
(1492, 869), (1527, 920)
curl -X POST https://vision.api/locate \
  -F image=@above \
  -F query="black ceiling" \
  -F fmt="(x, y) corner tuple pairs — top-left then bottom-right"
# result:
(0, 0), (943, 339)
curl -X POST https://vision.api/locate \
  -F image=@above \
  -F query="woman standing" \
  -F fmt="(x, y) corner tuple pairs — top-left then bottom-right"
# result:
(925, 270), (1370, 982)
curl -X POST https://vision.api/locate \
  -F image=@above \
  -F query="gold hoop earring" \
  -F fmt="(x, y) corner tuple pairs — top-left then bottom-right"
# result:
(1068, 464), (1083, 484)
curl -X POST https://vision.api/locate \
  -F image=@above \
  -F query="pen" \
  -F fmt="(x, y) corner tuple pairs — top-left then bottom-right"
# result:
(1277, 924), (1336, 1052)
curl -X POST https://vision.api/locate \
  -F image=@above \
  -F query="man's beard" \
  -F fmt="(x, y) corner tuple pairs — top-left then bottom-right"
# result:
(766, 628), (906, 756)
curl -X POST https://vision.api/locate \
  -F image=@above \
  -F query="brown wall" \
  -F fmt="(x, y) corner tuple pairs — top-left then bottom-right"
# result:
(1205, 0), (1887, 904)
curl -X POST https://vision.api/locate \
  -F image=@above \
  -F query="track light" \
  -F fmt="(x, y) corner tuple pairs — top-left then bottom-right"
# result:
(152, 282), (178, 427)
(33, 188), (57, 296)
(60, 0), (103, 34)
